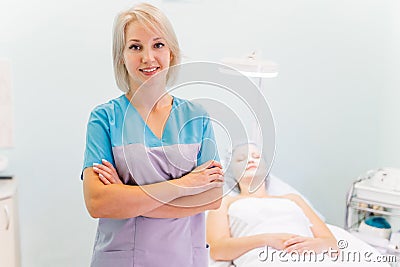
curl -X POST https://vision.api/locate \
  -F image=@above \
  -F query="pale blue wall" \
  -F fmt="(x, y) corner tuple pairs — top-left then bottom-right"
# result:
(0, 0), (399, 266)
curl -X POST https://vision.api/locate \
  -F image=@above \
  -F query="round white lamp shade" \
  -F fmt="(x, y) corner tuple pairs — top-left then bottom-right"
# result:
(221, 53), (278, 78)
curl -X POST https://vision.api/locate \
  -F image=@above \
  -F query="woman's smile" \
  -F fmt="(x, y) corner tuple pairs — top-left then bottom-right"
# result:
(139, 66), (160, 76)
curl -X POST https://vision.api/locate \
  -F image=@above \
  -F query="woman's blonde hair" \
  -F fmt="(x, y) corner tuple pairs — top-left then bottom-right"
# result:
(112, 3), (181, 92)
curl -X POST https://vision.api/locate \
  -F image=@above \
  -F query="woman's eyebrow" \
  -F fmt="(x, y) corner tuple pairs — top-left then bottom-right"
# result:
(127, 37), (164, 42)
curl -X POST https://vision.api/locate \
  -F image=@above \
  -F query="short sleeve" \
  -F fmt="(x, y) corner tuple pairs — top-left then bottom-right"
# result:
(81, 107), (115, 179)
(197, 114), (220, 166)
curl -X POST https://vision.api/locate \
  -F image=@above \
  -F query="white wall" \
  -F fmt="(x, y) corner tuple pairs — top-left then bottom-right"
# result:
(377, 0), (400, 167)
(0, 0), (399, 266)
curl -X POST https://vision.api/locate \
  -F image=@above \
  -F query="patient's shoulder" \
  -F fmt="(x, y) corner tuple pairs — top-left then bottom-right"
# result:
(279, 193), (309, 209)
(221, 195), (242, 209)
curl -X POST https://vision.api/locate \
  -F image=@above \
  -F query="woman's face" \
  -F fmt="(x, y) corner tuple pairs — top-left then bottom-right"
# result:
(123, 21), (172, 90)
(231, 144), (267, 187)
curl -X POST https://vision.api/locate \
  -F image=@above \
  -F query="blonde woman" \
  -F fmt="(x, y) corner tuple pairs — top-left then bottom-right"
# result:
(81, 3), (223, 266)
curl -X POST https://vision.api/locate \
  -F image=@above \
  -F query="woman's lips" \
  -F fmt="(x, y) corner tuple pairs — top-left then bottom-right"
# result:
(140, 66), (160, 76)
(245, 165), (257, 170)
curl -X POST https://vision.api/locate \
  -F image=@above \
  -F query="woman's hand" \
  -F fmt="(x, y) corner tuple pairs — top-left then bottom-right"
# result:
(284, 236), (338, 254)
(264, 233), (299, 250)
(175, 160), (224, 195)
(93, 159), (123, 185)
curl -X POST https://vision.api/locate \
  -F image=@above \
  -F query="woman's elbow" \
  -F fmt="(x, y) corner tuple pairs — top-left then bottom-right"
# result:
(209, 245), (229, 261)
(85, 197), (104, 218)
(84, 189), (115, 218)
(87, 209), (101, 219)
(84, 193), (140, 218)
(83, 173), (117, 218)
(209, 248), (220, 261)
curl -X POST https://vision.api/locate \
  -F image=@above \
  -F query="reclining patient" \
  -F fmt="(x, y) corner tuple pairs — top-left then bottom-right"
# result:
(206, 142), (338, 266)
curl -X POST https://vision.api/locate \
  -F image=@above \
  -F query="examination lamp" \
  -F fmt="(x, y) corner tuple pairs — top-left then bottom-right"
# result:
(220, 51), (278, 88)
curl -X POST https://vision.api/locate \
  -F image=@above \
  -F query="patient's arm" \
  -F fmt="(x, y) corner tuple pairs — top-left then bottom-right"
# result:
(281, 194), (338, 253)
(206, 196), (297, 261)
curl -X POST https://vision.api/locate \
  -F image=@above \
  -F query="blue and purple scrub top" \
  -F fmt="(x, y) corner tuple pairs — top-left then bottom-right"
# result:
(82, 94), (219, 267)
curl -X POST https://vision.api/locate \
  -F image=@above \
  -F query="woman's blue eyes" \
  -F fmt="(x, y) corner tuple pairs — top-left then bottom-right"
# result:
(128, 43), (165, 50)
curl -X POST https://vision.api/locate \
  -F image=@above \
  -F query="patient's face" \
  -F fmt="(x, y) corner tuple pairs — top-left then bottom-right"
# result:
(231, 144), (267, 186)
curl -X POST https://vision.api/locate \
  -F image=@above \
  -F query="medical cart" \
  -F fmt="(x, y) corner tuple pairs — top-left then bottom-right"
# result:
(345, 172), (400, 266)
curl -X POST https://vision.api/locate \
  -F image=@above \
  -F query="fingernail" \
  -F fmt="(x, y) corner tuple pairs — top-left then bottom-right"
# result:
(93, 167), (99, 171)
(99, 173), (104, 178)
(102, 159), (108, 163)
(93, 163), (99, 166)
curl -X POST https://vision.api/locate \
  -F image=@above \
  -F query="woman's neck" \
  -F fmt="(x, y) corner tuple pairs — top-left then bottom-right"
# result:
(126, 84), (171, 111)
(239, 182), (268, 197)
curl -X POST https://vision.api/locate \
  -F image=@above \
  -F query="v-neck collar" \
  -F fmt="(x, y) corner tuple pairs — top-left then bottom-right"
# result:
(123, 94), (175, 142)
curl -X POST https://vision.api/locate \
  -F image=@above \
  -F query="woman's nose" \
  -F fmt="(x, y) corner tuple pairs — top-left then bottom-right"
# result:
(141, 48), (155, 63)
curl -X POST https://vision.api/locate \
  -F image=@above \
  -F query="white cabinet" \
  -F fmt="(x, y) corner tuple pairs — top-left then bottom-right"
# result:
(0, 179), (20, 267)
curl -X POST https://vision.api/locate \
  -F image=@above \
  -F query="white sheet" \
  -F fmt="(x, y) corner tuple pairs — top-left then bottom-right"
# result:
(209, 176), (392, 267)
(209, 224), (392, 267)
(228, 175), (326, 221)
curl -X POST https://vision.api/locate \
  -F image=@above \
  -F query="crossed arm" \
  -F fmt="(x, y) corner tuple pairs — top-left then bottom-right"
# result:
(83, 160), (224, 219)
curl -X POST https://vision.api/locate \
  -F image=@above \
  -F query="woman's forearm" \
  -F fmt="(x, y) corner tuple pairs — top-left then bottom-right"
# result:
(84, 168), (185, 219)
(142, 187), (223, 218)
(83, 168), (222, 219)
(210, 233), (299, 261)
(209, 235), (266, 261)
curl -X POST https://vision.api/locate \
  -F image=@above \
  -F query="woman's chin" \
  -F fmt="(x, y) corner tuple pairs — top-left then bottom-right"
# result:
(244, 169), (258, 177)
